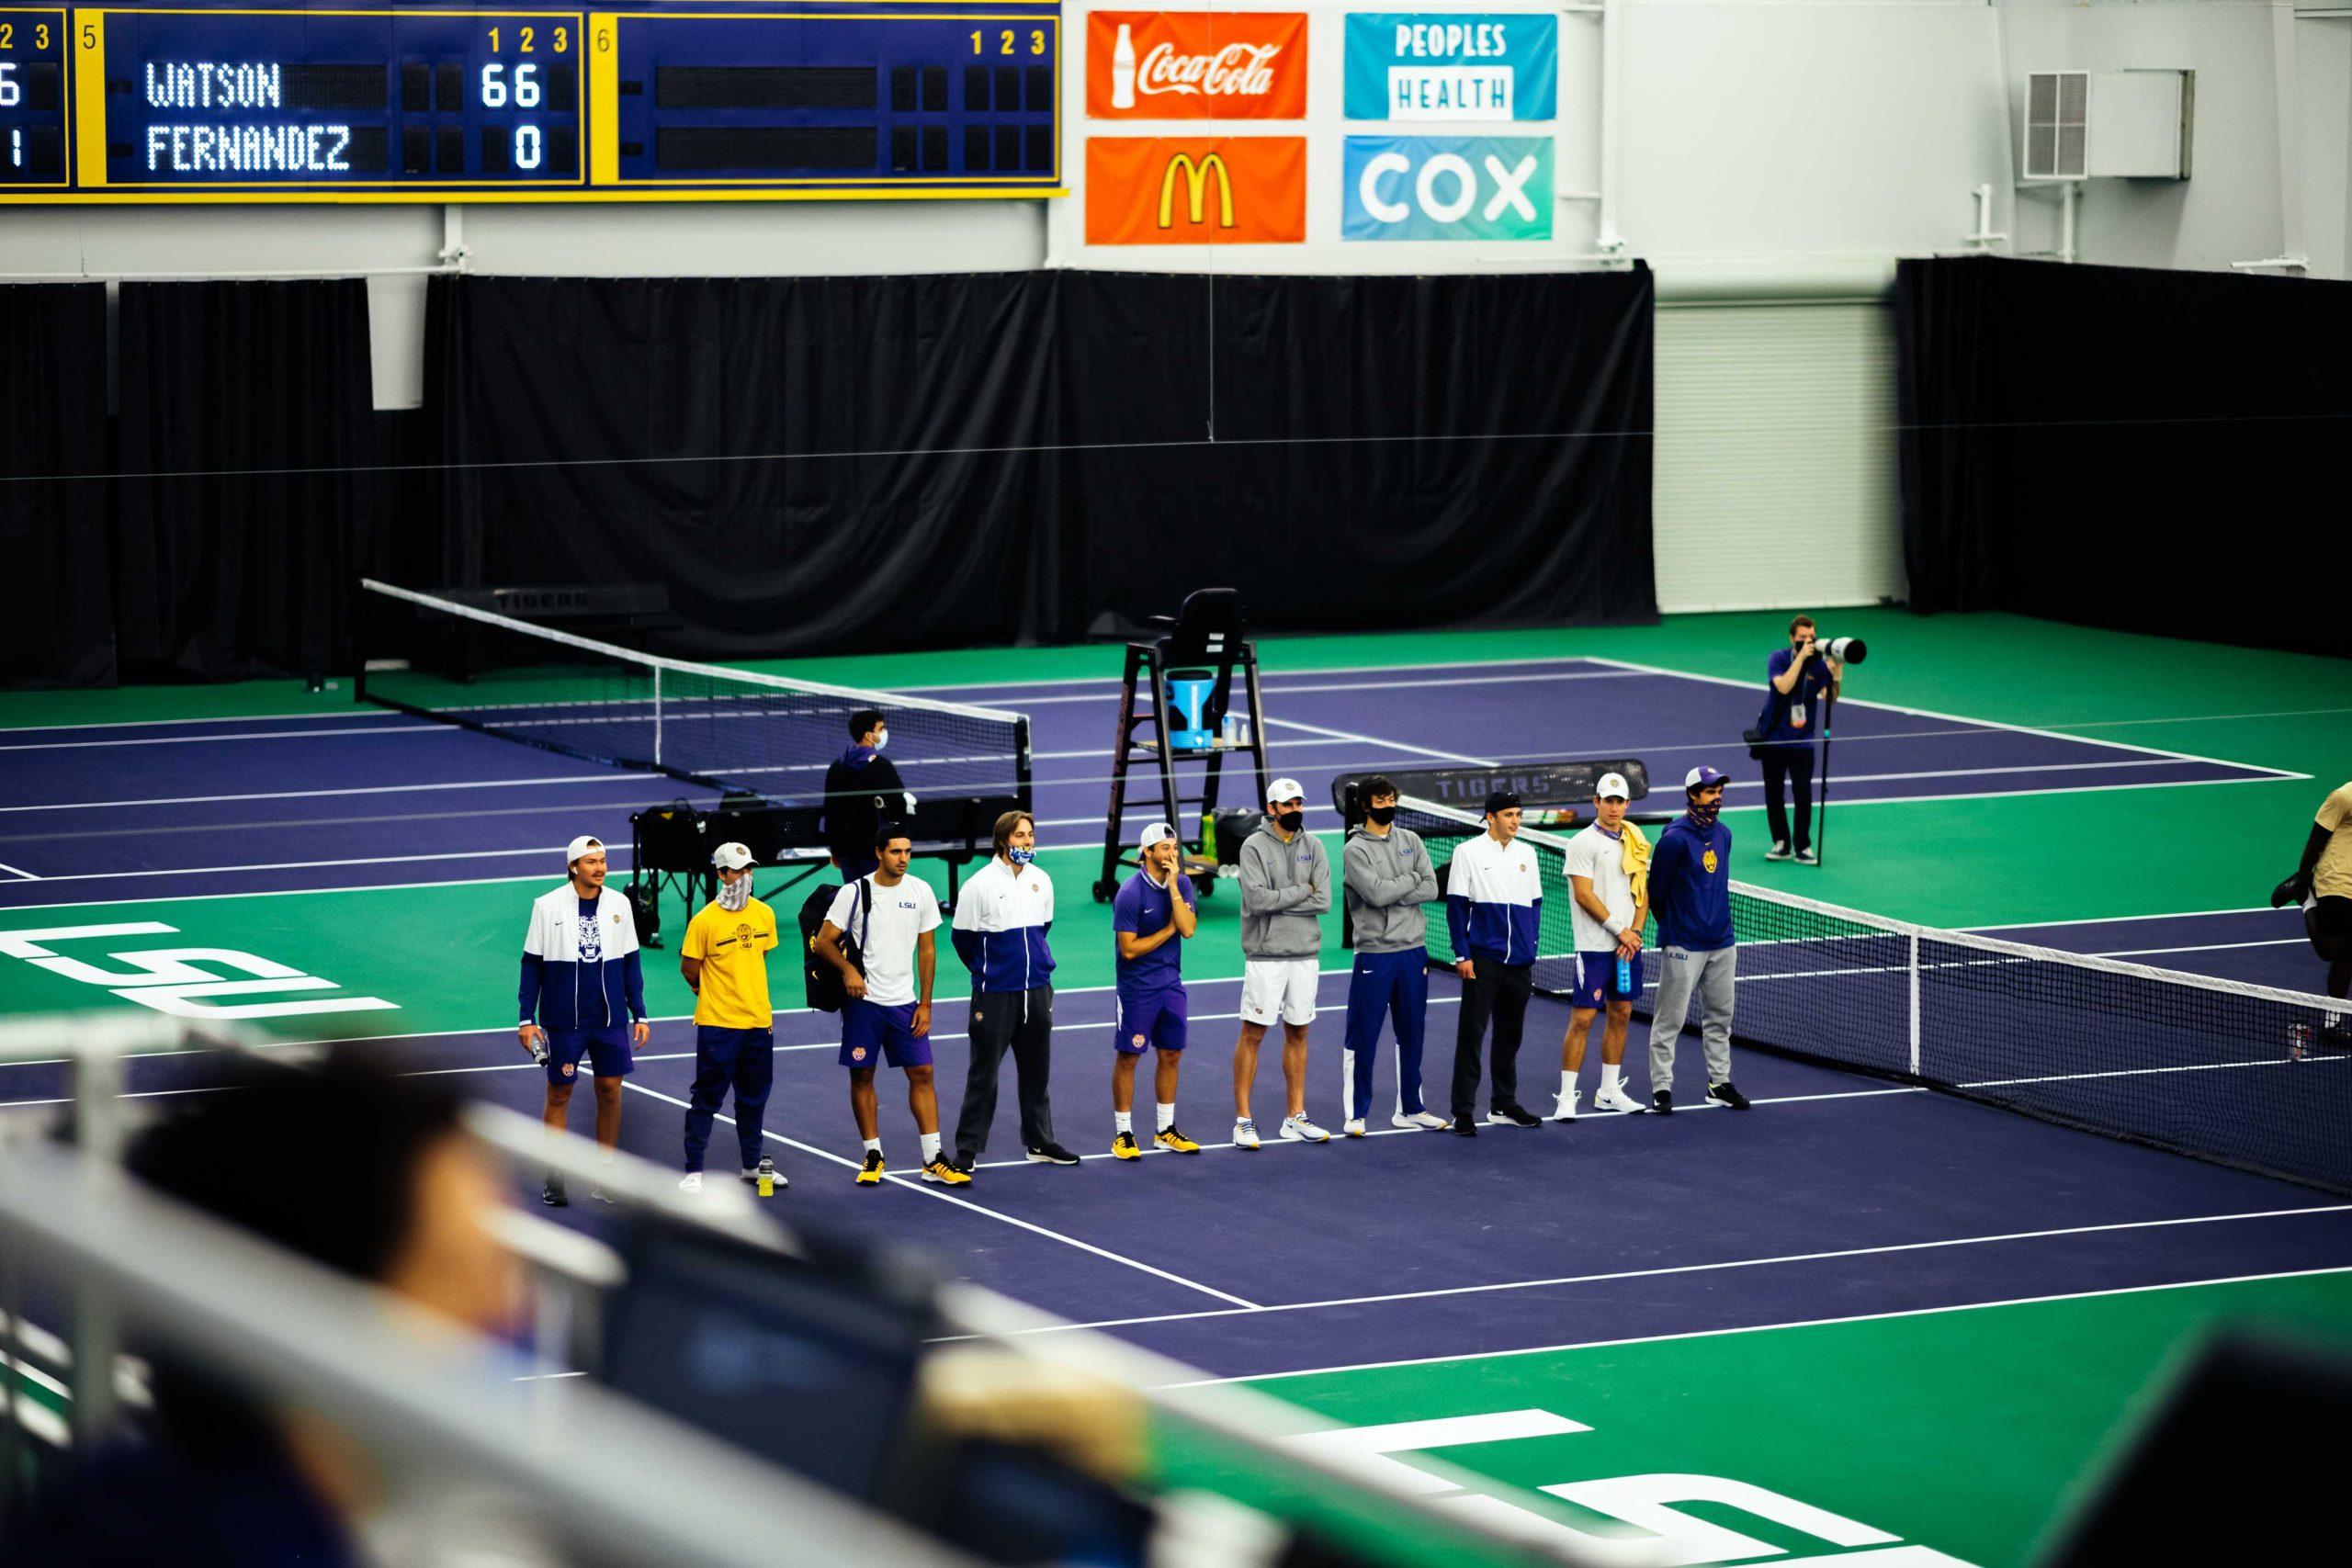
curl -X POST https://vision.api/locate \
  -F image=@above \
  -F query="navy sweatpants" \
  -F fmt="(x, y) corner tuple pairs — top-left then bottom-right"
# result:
(1342, 947), (1430, 1121)
(683, 1024), (775, 1173)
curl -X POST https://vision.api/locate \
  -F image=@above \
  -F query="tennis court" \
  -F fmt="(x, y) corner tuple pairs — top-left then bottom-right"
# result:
(3, 603), (2346, 1565)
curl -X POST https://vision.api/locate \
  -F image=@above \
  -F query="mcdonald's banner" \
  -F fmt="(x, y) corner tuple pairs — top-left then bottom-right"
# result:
(1087, 12), (1309, 120)
(1084, 137), (1306, 244)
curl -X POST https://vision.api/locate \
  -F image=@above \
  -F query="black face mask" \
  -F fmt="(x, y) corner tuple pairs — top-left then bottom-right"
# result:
(1276, 810), (1305, 833)
(1687, 796), (1722, 829)
(1365, 804), (1397, 826)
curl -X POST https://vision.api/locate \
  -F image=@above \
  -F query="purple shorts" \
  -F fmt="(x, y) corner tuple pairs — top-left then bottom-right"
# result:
(1570, 951), (1644, 1010)
(546, 1025), (632, 1084)
(1113, 987), (1188, 1055)
(841, 998), (933, 1069)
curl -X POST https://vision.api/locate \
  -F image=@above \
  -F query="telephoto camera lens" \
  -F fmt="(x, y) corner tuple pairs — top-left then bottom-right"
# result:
(1823, 636), (1868, 664)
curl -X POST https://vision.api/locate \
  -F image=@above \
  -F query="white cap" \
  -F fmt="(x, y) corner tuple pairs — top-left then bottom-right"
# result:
(565, 835), (605, 865)
(1267, 777), (1306, 805)
(1138, 822), (1179, 850)
(711, 841), (755, 871)
(1595, 772), (1631, 801)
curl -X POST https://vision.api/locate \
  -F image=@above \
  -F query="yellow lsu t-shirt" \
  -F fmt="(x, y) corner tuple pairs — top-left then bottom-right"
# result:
(2315, 784), (2352, 902)
(681, 897), (779, 1029)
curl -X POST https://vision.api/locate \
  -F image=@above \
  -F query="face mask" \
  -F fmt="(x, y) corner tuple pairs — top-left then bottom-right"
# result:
(871, 728), (888, 752)
(1008, 847), (1035, 866)
(1687, 798), (1721, 829)
(1276, 810), (1305, 833)
(1365, 804), (1397, 826)
(718, 874), (751, 912)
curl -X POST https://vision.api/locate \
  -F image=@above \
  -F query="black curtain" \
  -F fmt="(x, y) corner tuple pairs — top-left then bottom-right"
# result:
(424, 268), (1654, 657)
(0, 285), (113, 686)
(427, 273), (1070, 658)
(1896, 255), (2352, 658)
(1063, 269), (1656, 636)
(115, 279), (378, 679)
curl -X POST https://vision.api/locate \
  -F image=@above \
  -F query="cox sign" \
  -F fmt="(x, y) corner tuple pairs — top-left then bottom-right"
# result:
(1341, 135), (1552, 242)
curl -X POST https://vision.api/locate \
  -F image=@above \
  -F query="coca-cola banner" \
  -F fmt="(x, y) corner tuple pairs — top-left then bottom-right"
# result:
(1085, 137), (1306, 243)
(1086, 11), (1308, 119)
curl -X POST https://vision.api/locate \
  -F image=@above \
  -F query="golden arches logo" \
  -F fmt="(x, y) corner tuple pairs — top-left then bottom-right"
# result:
(1158, 152), (1236, 230)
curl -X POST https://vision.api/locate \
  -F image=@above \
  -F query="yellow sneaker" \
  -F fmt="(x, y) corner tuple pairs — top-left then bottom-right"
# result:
(855, 1150), (885, 1185)
(1112, 1131), (1142, 1160)
(1155, 1126), (1202, 1155)
(922, 1156), (972, 1186)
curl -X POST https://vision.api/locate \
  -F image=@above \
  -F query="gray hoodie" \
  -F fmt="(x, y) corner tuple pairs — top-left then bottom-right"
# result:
(1238, 825), (1330, 959)
(1342, 824), (1440, 953)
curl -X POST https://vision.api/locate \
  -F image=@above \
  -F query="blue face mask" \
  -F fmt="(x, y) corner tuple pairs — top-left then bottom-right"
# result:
(1008, 847), (1035, 866)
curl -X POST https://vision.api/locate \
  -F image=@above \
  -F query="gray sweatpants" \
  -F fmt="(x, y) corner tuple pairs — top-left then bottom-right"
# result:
(1648, 944), (1736, 1096)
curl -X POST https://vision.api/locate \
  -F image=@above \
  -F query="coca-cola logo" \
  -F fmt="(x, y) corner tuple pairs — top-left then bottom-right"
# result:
(1136, 41), (1283, 98)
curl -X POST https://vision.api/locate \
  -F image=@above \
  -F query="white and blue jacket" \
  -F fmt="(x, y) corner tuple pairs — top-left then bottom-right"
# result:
(518, 884), (647, 1032)
(1443, 831), (1543, 966)
(951, 857), (1057, 994)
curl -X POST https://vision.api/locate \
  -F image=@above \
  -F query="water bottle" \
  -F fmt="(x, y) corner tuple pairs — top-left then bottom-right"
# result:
(1615, 955), (1633, 995)
(756, 1156), (775, 1197)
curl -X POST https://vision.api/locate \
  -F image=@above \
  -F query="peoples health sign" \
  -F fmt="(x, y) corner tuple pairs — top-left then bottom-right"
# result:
(1341, 135), (1553, 241)
(1344, 13), (1558, 122)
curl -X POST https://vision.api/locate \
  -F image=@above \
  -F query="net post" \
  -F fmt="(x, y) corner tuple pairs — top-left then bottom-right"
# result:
(1014, 716), (1034, 814)
(1905, 931), (1921, 1077)
(653, 667), (664, 769)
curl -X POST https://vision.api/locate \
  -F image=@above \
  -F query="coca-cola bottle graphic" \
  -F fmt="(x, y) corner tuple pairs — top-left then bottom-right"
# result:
(1110, 22), (1137, 109)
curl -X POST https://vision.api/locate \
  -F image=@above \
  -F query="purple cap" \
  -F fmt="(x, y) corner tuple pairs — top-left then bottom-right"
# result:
(1683, 765), (1730, 791)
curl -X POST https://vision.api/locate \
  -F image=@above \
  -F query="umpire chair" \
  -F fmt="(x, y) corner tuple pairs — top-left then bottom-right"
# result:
(1094, 588), (1271, 902)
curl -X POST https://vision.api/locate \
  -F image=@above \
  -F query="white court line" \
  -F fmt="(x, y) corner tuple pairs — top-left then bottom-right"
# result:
(1152, 1265), (2352, 1387)
(0, 723), (448, 752)
(0, 708), (402, 735)
(617, 1080), (1261, 1310)
(0, 862), (39, 881)
(973, 1203), (2352, 1340)
(1968, 907), (2278, 933)
(17, 845), (613, 885)
(1580, 656), (2309, 782)
(2093, 938), (2310, 958)
(1263, 716), (1496, 769)
(0, 773), (653, 815)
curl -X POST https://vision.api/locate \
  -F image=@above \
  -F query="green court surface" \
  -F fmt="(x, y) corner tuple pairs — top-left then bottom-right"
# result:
(1170, 1270), (2352, 1568)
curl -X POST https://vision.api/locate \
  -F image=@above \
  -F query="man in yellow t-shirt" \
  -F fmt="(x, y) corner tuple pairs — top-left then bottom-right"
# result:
(678, 841), (785, 1193)
(2275, 783), (2352, 1012)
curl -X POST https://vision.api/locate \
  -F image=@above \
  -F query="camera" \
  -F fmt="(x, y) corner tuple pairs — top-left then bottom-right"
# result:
(1817, 635), (1867, 665)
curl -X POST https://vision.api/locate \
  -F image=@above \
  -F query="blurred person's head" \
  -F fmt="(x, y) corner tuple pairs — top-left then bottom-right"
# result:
(131, 1053), (516, 1337)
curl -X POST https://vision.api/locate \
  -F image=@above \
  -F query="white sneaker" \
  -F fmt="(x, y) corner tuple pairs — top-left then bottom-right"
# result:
(1392, 1110), (1448, 1130)
(1343, 1118), (1367, 1138)
(1280, 1115), (1331, 1143)
(1233, 1118), (1262, 1151)
(1553, 1087), (1579, 1122)
(1594, 1081), (1646, 1114)
(678, 1171), (704, 1193)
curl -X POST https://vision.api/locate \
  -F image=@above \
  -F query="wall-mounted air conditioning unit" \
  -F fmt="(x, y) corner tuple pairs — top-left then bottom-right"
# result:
(2022, 69), (2193, 182)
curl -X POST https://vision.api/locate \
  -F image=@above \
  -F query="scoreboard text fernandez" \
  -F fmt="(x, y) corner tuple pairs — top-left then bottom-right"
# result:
(0, 0), (1061, 201)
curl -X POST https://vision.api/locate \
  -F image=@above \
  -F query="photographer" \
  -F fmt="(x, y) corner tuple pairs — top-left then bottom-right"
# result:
(1752, 615), (1842, 864)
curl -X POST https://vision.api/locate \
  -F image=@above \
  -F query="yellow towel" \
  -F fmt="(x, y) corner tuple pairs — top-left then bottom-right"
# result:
(1620, 820), (1651, 906)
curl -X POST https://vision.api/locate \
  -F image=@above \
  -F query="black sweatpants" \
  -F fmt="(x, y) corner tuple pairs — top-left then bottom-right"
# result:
(955, 987), (1057, 1157)
(1760, 745), (1815, 852)
(2309, 896), (2352, 999)
(1451, 959), (1533, 1119)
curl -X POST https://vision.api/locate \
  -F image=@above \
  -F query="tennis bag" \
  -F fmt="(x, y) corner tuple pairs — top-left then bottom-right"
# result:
(799, 879), (867, 1012)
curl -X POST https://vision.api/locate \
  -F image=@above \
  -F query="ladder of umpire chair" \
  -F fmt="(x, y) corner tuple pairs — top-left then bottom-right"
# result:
(1094, 639), (1271, 903)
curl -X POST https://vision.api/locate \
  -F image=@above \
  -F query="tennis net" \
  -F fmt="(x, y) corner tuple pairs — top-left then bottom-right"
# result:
(1395, 795), (2352, 1193)
(355, 579), (1031, 807)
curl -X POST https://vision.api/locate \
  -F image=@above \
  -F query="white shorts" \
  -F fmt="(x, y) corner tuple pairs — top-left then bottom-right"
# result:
(1239, 958), (1319, 1026)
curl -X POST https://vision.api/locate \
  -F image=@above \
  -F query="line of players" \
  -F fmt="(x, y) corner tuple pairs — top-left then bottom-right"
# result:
(515, 770), (1747, 1199)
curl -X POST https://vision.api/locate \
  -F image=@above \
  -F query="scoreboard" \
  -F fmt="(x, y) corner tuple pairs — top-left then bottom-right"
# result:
(0, 1), (1061, 201)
